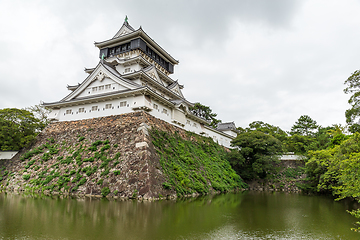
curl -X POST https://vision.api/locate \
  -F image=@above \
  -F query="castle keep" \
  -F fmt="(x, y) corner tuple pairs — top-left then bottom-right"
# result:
(43, 18), (238, 148)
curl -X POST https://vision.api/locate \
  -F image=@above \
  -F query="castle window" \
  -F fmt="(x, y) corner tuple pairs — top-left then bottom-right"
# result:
(125, 68), (130, 73)
(92, 87), (98, 92)
(79, 108), (85, 113)
(162, 108), (168, 114)
(153, 104), (158, 110)
(105, 104), (112, 109)
(193, 123), (197, 128)
(92, 106), (98, 111)
(99, 85), (104, 91)
(186, 120), (190, 125)
(120, 101), (127, 107)
(66, 109), (72, 114)
(105, 84), (111, 89)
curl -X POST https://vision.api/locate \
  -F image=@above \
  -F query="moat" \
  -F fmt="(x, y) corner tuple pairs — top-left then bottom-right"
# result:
(0, 191), (358, 239)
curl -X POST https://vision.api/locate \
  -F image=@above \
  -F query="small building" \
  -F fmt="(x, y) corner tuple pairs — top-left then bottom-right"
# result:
(43, 18), (238, 148)
(0, 151), (18, 160)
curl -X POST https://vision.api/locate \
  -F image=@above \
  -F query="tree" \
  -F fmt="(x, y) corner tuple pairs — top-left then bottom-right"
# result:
(344, 70), (360, 128)
(305, 132), (360, 232)
(247, 121), (288, 142)
(228, 131), (283, 180)
(290, 115), (318, 137)
(26, 104), (51, 126)
(0, 108), (45, 151)
(189, 102), (221, 128)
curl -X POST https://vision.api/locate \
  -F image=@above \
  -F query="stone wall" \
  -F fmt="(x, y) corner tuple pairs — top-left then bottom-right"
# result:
(0, 111), (198, 200)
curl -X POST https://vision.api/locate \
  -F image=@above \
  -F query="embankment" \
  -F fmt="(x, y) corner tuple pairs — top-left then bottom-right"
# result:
(0, 111), (245, 200)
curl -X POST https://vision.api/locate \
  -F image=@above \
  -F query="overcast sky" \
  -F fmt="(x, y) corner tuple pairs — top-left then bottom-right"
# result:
(1, 0), (359, 131)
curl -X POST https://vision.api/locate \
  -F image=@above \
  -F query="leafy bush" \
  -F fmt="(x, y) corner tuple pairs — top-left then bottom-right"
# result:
(100, 144), (110, 152)
(88, 146), (97, 151)
(78, 136), (85, 142)
(97, 179), (103, 185)
(22, 174), (31, 180)
(41, 153), (52, 162)
(113, 170), (121, 176)
(101, 187), (110, 197)
(162, 182), (171, 189)
(101, 168), (110, 176)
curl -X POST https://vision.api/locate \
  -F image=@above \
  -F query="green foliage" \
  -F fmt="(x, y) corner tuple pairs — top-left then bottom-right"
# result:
(150, 128), (246, 196)
(101, 168), (110, 176)
(344, 70), (360, 127)
(304, 133), (360, 195)
(41, 153), (52, 162)
(100, 144), (110, 152)
(97, 179), (103, 185)
(229, 131), (283, 180)
(22, 174), (31, 180)
(113, 170), (121, 175)
(189, 102), (221, 128)
(60, 156), (72, 165)
(92, 140), (103, 147)
(132, 189), (138, 199)
(283, 167), (304, 179)
(20, 147), (43, 161)
(290, 115), (318, 137)
(162, 182), (171, 189)
(101, 187), (110, 197)
(78, 136), (85, 142)
(0, 108), (45, 151)
(113, 190), (118, 195)
(247, 121), (288, 142)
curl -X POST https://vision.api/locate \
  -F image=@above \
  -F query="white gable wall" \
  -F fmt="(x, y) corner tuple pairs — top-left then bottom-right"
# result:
(76, 78), (126, 98)
(115, 63), (143, 74)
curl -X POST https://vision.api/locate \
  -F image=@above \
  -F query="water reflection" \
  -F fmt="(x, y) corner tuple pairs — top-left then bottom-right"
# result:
(0, 192), (358, 240)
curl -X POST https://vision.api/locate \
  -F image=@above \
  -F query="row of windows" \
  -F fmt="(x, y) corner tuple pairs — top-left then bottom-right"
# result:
(153, 103), (168, 115)
(145, 46), (168, 69)
(92, 84), (112, 92)
(186, 120), (198, 128)
(65, 101), (127, 115)
(109, 42), (131, 56)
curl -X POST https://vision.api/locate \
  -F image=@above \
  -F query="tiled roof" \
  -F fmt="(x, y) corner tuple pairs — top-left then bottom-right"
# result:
(216, 122), (238, 132)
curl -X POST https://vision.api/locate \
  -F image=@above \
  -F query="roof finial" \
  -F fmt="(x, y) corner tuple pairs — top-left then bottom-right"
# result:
(101, 53), (105, 60)
(125, 15), (128, 23)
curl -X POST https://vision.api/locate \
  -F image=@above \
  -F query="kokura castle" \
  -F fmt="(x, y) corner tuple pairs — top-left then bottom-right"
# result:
(43, 18), (238, 148)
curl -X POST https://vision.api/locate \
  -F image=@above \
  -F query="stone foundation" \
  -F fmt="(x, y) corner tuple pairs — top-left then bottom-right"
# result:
(0, 111), (201, 200)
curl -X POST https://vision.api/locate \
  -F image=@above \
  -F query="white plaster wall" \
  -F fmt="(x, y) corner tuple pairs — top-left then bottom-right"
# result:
(222, 130), (237, 138)
(148, 99), (172, 123)
(56, 97), (134, 121)
(0, 151), (18, 160)
(51, 96), (233, 148)
(76, 78), (125, 99)
(115, 63), (142, 75)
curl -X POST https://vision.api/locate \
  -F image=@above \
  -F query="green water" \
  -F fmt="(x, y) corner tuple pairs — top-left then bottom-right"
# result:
(0, 191), (359, 239)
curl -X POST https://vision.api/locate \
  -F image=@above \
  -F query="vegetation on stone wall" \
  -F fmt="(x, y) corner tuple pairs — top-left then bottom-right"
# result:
(0, 136), (123, 196)
(150, 129), (247, 196)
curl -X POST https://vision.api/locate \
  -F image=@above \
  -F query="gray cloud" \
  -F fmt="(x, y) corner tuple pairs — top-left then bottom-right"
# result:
(0, 0), (359, 131)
